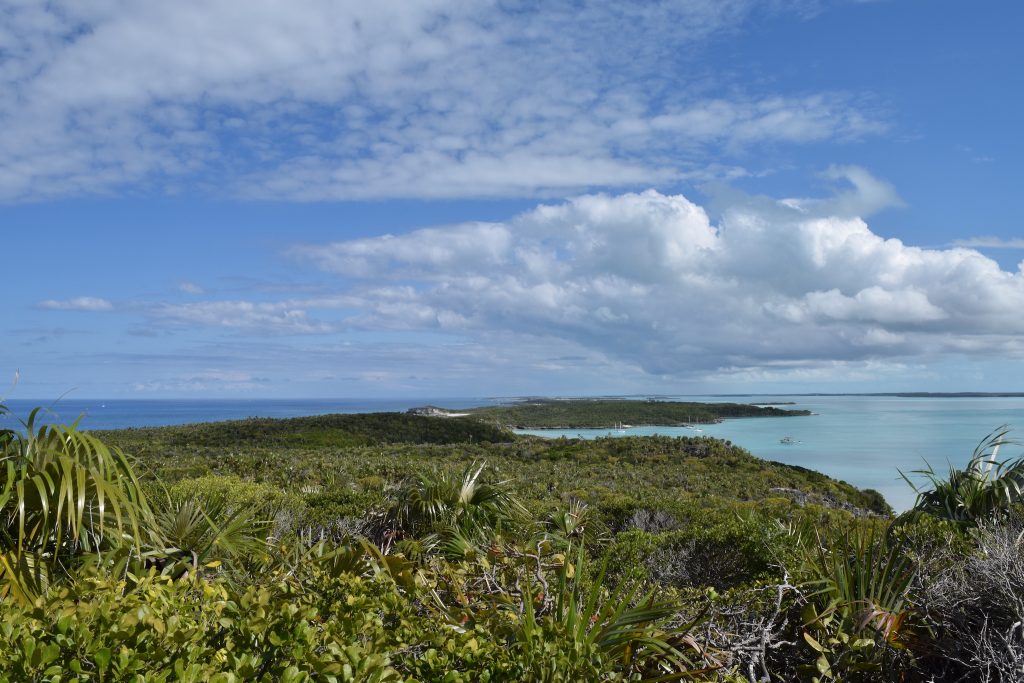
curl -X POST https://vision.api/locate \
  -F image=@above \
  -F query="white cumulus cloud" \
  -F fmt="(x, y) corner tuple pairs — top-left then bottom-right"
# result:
(287, 174), (1024, 377)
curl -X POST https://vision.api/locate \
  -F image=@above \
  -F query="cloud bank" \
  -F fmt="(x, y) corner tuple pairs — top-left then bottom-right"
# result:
(30, 170), (1024, 387)
(279, 174), (1024, 377)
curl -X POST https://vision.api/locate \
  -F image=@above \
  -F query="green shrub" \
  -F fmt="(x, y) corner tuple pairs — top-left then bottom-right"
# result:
(302, 488), (384, 528)
(603, 529), (660, 587)
(0, 570), (403, 682)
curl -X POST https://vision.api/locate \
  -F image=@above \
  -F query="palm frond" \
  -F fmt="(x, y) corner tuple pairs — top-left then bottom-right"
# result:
(546, 499), (608, 546)
(900, 426), (1024, 526)
(0, 405), (153, 603)
(386, 463), (525, 541)
(150, 491), (270, 573)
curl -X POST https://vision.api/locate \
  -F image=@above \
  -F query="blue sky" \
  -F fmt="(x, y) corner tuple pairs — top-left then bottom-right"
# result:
(3, 0), (1024, 399)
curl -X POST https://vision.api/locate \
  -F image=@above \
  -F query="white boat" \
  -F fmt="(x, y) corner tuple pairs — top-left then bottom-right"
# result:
(779, 436), (799, 444)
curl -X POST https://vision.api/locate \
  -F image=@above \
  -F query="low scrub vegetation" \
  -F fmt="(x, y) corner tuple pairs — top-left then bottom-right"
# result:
(1, 404), (1020, 680)
(463, 398), (811, 428)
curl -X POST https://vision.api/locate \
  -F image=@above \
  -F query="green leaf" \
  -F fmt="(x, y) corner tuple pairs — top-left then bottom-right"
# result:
(803, 631), (824, 653)
(816, 654), (831, 676)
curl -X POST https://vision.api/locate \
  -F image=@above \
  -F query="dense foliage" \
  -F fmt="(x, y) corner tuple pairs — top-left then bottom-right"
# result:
(461, 399), (811, 428)
(98, 421), (889, 524)
(110, 412), (510, 450)
(1, 404), (1021, 681)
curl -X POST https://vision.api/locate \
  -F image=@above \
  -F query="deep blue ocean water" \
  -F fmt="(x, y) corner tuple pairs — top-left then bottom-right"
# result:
(4, 395), (1023, 511)
(0, 398), (495, 430)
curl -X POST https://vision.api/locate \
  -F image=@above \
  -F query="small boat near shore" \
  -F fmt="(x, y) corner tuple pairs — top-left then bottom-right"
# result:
(779, 436), (800, 444)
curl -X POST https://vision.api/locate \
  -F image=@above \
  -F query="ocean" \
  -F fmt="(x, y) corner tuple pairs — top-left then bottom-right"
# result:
(3, 395), (1023, 511)
(0, 398), (496, 430)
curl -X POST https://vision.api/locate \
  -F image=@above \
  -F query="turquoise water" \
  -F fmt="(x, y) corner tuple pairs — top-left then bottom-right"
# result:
(516, 396), (1024, 512)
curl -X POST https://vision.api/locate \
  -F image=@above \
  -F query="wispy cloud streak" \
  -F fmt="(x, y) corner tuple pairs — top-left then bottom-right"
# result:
(0, 1), (887, 201)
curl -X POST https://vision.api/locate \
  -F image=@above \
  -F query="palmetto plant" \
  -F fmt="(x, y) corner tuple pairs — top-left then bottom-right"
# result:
(150, 493), (270, 576)
(900, 426), (1024, 527)
(546, 499), (608, 547)
(0, 405), (151, 603)
(387, 463), (527, 541)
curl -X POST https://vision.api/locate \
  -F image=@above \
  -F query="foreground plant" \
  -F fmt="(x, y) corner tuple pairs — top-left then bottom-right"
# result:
(386, 463), (527, 560)
(900, 426), (1024, 527)
(0, 405), (151, 603)
(151, 494), (270, 577)
(796, 524), (917, 682)
(502, 546), (714, 681)
(0, 569), (405, 682)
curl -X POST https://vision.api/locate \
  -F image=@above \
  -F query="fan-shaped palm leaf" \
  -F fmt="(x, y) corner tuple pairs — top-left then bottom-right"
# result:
(546, 499), (608, 546)
(387, 463), (526, 539)
(799, 524), (916, 644)
(150, 492), (270, 575)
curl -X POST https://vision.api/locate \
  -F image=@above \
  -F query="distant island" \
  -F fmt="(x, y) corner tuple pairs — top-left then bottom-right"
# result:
(416, 398), (811, 429)
(709, 392), (1024, 398)
(863, 392), (1024, 398)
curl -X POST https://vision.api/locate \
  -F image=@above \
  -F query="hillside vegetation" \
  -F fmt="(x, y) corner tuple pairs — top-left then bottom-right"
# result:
(108, 411), (509, 450)
(461, 398), (810, 428)
(2, 406), (1022, 681)
(101, 419), (888, 520)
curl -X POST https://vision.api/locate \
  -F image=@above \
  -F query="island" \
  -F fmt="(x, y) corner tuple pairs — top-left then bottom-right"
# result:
(433, 398), (811, 429)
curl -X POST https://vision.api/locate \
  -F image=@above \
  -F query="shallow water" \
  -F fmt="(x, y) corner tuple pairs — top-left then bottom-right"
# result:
(516, 395), (1024, 512)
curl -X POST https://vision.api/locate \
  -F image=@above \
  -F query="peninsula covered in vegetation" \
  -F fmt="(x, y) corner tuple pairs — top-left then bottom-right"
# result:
(427, 398), (811, 429)
(1, 404), (1022, 681)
